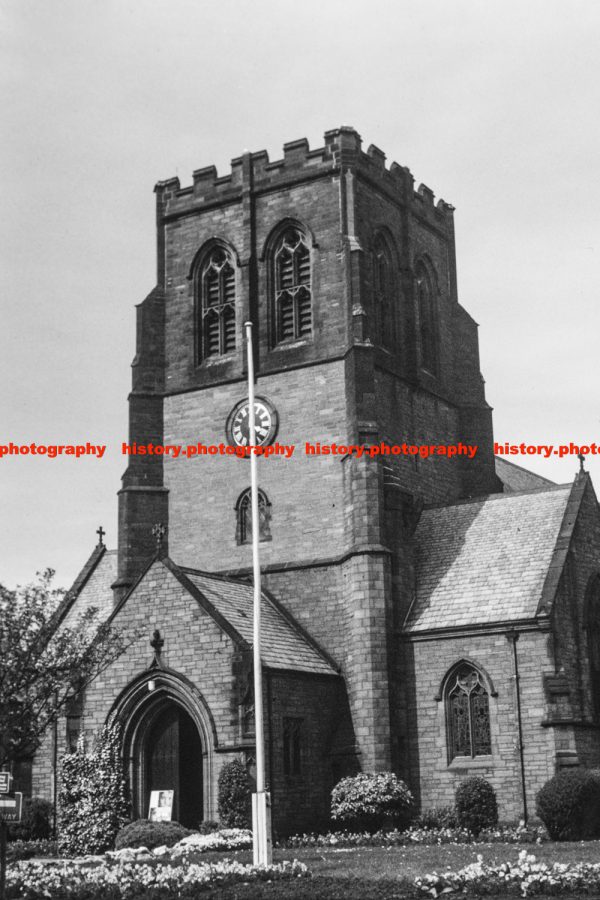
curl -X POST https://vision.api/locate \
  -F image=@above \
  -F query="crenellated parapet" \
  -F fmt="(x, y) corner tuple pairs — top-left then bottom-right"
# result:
(154, 127), (455, 231)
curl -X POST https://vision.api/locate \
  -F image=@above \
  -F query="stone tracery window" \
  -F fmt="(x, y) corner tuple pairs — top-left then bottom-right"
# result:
(445, 663), (491, 760)
(415, 261), (437, 373)
(373, 233), (397, 352)
(235, 488), (271, 545)
(197, 246), (236, 360)
(272, 226), (312, 344)
(587, 577), (600, 720)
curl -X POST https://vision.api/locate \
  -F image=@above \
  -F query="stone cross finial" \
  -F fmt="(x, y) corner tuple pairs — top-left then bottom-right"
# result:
(578, 453), (586, 473)
(152, 522), (166, 554)
(96, 525), (105, 546)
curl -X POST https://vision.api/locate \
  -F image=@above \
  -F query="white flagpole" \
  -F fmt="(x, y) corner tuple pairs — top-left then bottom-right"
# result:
(245, 321), (271, 866)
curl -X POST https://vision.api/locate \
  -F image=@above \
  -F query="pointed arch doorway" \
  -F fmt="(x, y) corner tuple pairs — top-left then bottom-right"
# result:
(144, 702), (203, 827)
(114, 672), (216, 827)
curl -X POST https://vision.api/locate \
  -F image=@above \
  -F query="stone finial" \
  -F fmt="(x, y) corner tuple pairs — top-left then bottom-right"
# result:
(152, 522), (166, 555)
(150, 629), (164, 667)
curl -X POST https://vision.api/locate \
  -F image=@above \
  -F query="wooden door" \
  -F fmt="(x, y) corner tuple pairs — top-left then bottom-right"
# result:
(145, 704), (203, 827)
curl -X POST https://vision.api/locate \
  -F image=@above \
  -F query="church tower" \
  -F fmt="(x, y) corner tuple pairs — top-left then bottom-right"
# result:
(113, 127), (500, 774)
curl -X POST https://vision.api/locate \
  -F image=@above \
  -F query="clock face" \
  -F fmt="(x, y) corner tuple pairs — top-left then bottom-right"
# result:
(226, 397), (278, 448)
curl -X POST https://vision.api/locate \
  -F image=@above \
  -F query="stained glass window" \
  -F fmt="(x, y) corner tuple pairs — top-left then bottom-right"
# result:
(446, 664), (491, 760)
(236, 488), (271, 545)
(273, 227), (311, 344)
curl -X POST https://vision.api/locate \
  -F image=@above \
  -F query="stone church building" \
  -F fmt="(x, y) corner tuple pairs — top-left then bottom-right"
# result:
(27, 127), (600, 834)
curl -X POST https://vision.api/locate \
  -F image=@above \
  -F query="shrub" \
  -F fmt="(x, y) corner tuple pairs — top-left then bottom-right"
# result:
(217, 759), (252, 828)
(455, 777), (498, 836)
(535, 769), (600, 840)
(414, 805), (458, 830)
(330, 772), (414, 832)
(57, 720), (129, 856)
(197, 819), (220, 834)
(6, 839), (57, 862)
(114, 819), (192, 850)
(8, 797), (54, 841)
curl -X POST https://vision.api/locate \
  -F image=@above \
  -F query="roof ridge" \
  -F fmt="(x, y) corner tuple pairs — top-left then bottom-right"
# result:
(494, 455), (556, 484)
(177, 564), (250, 585)
(423, 482), (572, 512)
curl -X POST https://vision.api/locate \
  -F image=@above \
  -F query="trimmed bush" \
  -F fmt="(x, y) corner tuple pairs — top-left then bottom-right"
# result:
(331, 772), (414, 832)
(114, 819), (192, 850)
(8, 797), (53, 841)
(414, 805), (458, 830)
(455, 777), (498, 836)
(536, 769), (600, 840)
(58, 720), (129, 856)
(217, 759), (252, 828)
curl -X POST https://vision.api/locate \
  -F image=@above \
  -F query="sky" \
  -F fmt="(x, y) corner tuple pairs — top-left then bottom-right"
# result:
(1, 0), (599, 589)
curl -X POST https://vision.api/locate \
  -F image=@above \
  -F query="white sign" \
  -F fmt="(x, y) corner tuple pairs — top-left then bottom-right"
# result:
(0, 773), (11, 794)
(0, 793), (22, 823)
(148, 790), (173, 822)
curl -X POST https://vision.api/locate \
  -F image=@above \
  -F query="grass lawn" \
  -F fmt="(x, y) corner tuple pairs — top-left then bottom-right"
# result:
(15, 840), (600, 898)
(193, 841), (600, 899)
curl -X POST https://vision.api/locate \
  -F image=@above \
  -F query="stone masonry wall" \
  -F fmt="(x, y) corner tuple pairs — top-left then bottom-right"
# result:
(268, 672), (346, 835)
(164, 360), (349, 571)
(402, 629), (557, 820)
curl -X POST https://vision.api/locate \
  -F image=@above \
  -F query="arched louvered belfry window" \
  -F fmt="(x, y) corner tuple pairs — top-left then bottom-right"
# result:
(444, 663), (492, 761)
(272, 226), (312, 345)
(415, 261), (437, 374)
(586, 577), (600, 721)
(197, 245), (236, 361)
(373, 233), (397, 352)
(235, 488), (272, 545)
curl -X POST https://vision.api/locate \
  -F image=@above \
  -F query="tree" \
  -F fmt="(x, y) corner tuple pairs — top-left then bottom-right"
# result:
(0, 568), (131, 771)
(0, 568), (132, 896)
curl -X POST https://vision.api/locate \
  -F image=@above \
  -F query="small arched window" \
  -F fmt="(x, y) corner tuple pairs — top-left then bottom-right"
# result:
(272, 227), (312, 345)
(373, 234), (396, 352)
(586, 577), (600, 720)
(197, 246), (236, 361)
(415, 262), (437, 373)
(445, 663), (491, 760)
(236, 488), (272, 545)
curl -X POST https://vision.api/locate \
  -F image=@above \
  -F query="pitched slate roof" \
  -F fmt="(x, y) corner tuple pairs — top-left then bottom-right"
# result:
(495, 456), (556, 493)
(55, 545), (117, 628)
(178, 567), (338, 676)
(405, 484), (575, 633)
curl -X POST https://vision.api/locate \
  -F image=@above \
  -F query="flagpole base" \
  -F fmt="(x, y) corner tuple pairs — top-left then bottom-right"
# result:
(252, 791), (272, 865)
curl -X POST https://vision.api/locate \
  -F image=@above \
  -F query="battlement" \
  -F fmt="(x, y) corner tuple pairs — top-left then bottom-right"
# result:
(155, 127), (454, 226)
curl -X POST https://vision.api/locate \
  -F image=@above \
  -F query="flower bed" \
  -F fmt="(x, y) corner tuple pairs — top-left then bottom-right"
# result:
(415, 849), (600, 897)
(279, 821), (547, 848)
(6, 839), (58, 862)
(107, 827), (253, 860)
(6, 857), (307, 899)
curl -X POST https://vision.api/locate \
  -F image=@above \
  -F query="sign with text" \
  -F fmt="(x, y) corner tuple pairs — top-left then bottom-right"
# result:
(148, 790), (173, 822)
(0, 793), (22, 823)
(0, 773), (11, 794)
